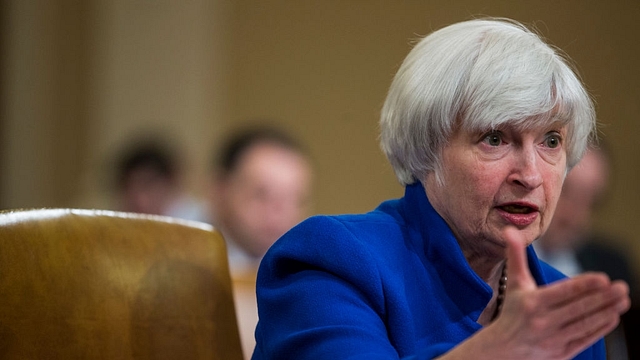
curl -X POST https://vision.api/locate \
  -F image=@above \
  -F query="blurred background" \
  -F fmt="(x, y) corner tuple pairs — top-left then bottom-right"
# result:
(1, 1), (639, 269)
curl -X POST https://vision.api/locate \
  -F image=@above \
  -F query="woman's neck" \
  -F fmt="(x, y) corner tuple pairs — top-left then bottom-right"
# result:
(470, 258), (507, 326)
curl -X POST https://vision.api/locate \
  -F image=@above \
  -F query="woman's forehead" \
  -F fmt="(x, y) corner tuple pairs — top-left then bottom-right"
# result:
(465, 113), (570, 132)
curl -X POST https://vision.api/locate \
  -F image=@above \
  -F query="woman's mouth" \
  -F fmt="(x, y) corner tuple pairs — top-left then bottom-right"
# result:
(497, 203), (539, 226)
(500, 204), (535, 214)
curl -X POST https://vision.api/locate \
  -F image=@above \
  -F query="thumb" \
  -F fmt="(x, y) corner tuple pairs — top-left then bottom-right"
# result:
(504, 227), (537, 292)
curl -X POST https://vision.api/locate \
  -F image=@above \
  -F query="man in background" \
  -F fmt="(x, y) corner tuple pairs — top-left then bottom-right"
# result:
(534, 145), (636, 291)
(210, 126), (314, 276)
(209, 126), (314, 358)
(535, 144), (637, 359)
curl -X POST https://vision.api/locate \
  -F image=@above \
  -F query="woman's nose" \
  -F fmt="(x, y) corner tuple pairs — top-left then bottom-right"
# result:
(509, 146), (543, 190)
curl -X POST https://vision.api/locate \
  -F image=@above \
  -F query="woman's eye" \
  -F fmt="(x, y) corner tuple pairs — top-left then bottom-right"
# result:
(483, 132), (502, 146)
(544, 134), (562, 148)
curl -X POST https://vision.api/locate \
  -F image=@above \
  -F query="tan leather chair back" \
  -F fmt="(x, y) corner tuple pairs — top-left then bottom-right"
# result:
(0, 208), (243, 360)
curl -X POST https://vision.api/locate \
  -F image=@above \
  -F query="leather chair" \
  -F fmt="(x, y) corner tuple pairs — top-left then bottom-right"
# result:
(0, 208), (244, 360)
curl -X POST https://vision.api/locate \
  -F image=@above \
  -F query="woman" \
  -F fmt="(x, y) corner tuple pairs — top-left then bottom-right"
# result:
(252, 18), (630, 359)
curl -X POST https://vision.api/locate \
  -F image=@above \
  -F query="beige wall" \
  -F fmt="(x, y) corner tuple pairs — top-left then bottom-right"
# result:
(227, 1), (640, 246)
(1, 0), (231, 210)
(79, 1), (232, 209)
(1, 1), (90, 208)
(2, 1), (639, 267)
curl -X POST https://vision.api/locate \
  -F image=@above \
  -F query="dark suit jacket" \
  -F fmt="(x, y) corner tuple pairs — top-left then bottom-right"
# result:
(576, 235), (637, 300)
(577, 235), (639, 359)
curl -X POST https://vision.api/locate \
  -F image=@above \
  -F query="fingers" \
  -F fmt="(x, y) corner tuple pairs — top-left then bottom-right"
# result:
(535, 272), (610, 308)
(550, 281), (630, 359)
(519, 274), (631, 359)
(610, 280), (632, 313)
(536, 273), (630, 312)
(496, 227), (631, 359)
(546, 278), (631, 329)
(563, 321), (619, 359)
(503, 227), (536, 292)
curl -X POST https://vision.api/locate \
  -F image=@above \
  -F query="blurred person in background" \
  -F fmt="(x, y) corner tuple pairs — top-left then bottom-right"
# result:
(209, 126), (314, 277)
(209, 126), (314, 358)
(534, 144), (637, 359)
(114, 139), (210, 223)
(534, 144), (636, 293)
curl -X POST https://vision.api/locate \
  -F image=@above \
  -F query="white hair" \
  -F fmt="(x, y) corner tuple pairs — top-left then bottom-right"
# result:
(379, 18), (596, 185)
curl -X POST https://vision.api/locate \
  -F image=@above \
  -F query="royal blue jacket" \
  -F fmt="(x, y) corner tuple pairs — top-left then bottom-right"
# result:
(252, 183), (605, 359)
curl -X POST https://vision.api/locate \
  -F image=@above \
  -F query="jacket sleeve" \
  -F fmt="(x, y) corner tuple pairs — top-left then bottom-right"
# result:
(253, 215), (405, 359)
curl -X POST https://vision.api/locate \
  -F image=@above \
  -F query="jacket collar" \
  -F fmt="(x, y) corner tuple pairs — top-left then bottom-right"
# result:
(399, 182), (548, 321)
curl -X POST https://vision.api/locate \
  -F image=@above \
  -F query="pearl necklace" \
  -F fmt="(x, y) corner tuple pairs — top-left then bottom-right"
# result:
(492, 264), (508, 321)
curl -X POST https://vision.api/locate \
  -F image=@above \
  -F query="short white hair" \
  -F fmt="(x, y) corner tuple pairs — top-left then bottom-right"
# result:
(379, 18), (595, 185)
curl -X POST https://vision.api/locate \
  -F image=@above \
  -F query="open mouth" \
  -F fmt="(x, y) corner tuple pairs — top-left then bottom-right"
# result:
(499, 205), (535, 214)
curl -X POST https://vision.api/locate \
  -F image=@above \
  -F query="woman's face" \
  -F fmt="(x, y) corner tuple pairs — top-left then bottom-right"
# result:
(424, 121), (567, 258)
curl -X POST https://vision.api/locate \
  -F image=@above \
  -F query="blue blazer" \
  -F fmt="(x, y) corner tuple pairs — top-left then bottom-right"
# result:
(252, 183), (605, 359)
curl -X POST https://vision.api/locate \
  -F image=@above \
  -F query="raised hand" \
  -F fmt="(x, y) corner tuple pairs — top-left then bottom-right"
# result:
(493, 227), (630, 359)
(438, 227), (630, 360)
